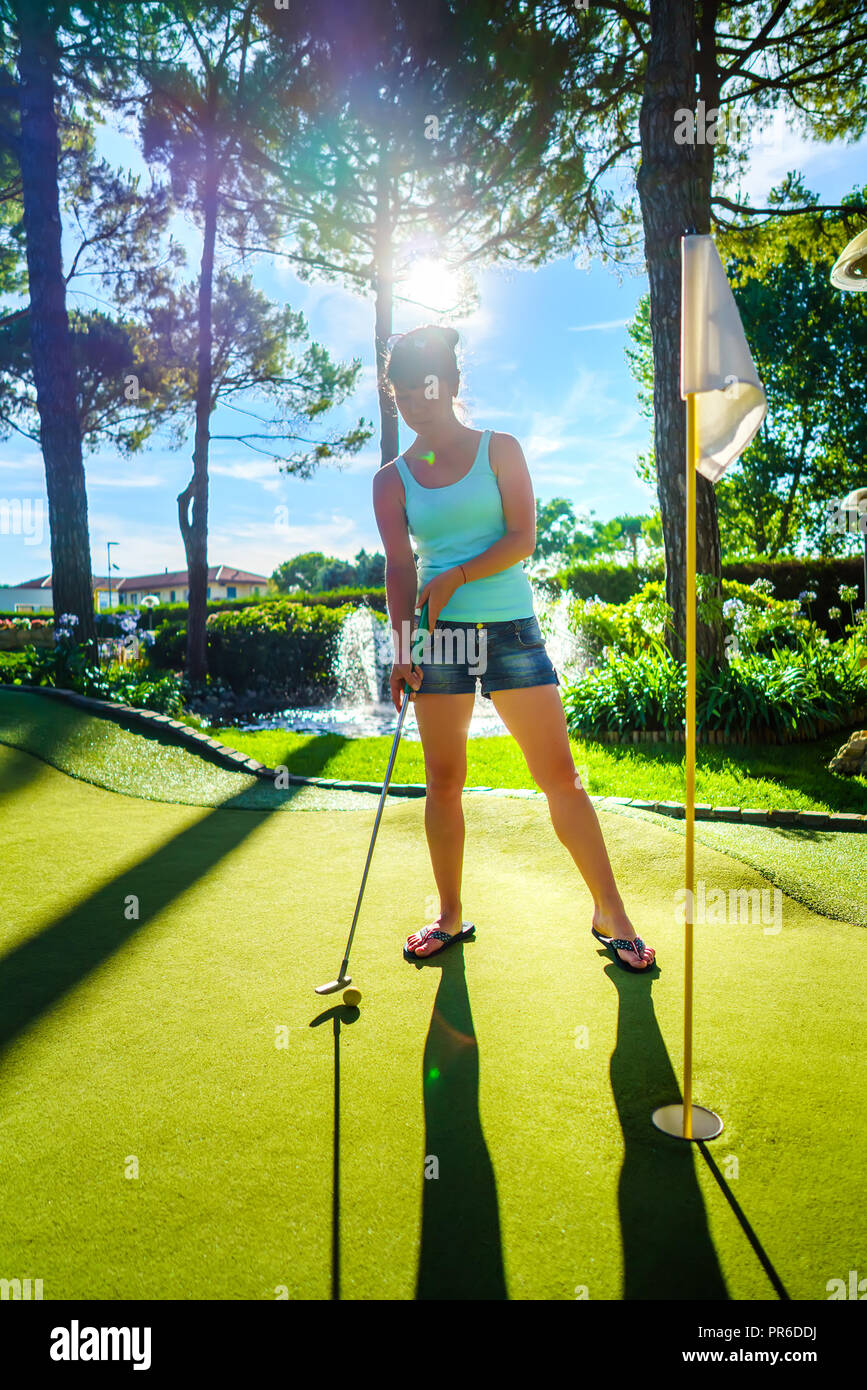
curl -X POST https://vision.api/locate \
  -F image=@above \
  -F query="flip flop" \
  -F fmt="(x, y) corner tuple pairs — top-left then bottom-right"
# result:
(591, 926), (655, 974)
(404, 921), (476, 963)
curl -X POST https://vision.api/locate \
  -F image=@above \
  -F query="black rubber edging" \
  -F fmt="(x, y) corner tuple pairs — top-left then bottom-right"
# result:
(2, 683), (866, 830)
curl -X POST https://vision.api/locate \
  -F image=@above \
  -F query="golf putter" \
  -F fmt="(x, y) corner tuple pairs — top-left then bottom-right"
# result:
(315, 601), (429, 994)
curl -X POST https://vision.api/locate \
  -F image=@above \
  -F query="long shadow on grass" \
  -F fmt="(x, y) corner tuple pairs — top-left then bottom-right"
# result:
(600, 954), (729, 1300)
(0, 693), (92, 801)
(263, 732), (350, 780)
(0, 779), (298, 1057)
(414, 946), (507, 1300)
(310, 1002), (360, 1302)
(697, 1141), (789, 1299)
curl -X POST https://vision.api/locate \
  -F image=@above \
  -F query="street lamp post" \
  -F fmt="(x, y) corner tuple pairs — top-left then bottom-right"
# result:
(106, 541), (119, 611)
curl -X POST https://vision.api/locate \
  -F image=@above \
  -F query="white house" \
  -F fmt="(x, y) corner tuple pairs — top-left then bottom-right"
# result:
(0, 575), (111, 613)
(116, 566), (268, 607)
(1, 565), (268, 612)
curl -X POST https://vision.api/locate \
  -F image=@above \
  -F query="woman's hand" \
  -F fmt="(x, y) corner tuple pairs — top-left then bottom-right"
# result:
(417, 567), (463, 631)
(389, 662), (423, 711)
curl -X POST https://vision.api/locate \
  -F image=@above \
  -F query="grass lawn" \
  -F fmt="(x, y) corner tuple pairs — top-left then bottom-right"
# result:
(0, 730), (864, 1300)
(0, 688), (865, 1299)
(207, 724), (867, 815)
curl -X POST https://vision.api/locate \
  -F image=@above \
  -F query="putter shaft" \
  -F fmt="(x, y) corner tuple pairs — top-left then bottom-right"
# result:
(314, 603), (428, 995)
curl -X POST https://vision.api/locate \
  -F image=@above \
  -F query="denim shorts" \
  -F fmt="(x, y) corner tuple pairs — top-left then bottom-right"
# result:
(416, 614), (559, 698)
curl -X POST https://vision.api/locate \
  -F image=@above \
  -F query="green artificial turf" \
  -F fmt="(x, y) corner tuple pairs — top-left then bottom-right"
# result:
(0, 726), (866, 1299)
(209, 723), (867, 815)
(0, 690), (369, 811)
(616, 803), (867, 929)
(6, 686), (864, 816)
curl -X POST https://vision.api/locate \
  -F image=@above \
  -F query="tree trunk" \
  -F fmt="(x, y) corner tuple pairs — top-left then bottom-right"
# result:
(637, 0), (722, 664)
(374, 148), (398, 467)
(15, 1), (96, 651)
(178, 131), (217, 683)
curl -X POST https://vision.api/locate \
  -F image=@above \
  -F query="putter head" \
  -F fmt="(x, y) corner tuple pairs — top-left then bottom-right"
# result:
(314, 976), (351, 995)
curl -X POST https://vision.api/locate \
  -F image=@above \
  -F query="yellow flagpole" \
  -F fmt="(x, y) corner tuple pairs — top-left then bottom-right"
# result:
(683, 393), (697, 1140)
(652, 230), (723, 1143)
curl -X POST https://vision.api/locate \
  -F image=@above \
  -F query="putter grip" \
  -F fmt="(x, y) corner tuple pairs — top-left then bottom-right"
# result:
(404, 600), (430, 694)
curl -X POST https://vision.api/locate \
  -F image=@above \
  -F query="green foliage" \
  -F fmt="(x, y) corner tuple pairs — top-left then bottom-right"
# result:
(624, 181), (867, 559)
(0, 651), (31, 679)
(564, 646), (867, 742)
(148, 620), (188, 672)
(567, 584), (674, 665)
(533, 498), (662, 568)
(552, 555), (864, 635)
(563, 569), (867, 741)
(141, 587), (386, 649)
(553, 560), (665, 604)
(0, 117), (191, 456)
(272, 549), (385, 593)
(204, 602), (354, 697)
(5, 641), (185, 715)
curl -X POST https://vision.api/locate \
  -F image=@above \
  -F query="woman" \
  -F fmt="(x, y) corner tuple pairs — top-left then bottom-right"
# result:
(372, 324), (656, 973)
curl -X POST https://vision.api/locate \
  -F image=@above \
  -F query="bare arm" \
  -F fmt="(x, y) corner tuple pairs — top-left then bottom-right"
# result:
(461, 432), (536, 580)
(369, 464), (419, 664)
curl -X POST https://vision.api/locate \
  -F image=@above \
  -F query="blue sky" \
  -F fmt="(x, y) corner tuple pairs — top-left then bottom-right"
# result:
(1, 110), (866, 586)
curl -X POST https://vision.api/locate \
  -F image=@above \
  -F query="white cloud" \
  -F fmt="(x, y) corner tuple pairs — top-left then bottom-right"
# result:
(567, 318), (630, 332)
(87, 472), (166, 489)
(720, 111), (867, 204)
(208, 511), (380, 572)
(210, 457), (284, 492)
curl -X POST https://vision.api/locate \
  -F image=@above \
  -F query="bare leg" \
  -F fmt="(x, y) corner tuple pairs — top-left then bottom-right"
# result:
(490, 685), (655, 968)
(406, 691), (476, 957)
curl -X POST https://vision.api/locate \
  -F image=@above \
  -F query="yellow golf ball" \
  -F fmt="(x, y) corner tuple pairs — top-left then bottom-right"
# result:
(343, 987), (362, 1007)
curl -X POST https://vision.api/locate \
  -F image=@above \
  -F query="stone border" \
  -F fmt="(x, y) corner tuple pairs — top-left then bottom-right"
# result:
(3, 683), (866, 831)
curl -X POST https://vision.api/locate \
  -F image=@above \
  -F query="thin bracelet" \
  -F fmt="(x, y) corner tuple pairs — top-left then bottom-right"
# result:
(459, 563), (468, 584)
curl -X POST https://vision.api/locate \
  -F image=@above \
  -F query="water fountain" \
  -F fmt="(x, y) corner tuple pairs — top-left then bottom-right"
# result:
(238, 585), (590, 739)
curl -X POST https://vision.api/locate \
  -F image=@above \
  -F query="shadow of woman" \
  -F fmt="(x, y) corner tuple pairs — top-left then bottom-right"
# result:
(603, 955), (729, 1300)
(414, 947), (508, 1300)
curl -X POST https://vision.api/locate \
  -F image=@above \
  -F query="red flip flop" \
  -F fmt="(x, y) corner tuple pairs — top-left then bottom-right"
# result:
(404, 921), (476, 962)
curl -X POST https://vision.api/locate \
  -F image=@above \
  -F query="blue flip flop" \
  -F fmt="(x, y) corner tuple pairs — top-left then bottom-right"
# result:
(591, 926), (655, 973)
(404, 921), (476, 963)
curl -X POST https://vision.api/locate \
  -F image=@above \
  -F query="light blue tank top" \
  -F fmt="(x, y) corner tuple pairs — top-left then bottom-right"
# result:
(394, 429), (535, 622)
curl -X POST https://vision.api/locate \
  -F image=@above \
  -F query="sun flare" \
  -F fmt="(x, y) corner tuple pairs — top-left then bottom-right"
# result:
(398, 257), (465, 314)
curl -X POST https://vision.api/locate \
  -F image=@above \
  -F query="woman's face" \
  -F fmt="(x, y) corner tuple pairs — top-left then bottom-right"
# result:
(392, 374), (458, 432)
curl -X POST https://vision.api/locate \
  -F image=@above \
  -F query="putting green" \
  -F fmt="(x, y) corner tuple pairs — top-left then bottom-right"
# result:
(611, 803), (867, 929)
(0, 689), (369, 811)
(0, 736), (864, 1300)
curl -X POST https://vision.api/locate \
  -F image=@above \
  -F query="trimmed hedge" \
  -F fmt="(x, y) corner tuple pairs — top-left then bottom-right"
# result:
(719, 557), (864, 633)
(99, 585), (387, 628)
(202, 601), (352, 698)
(552, 561), (663, 604)
(554, 555), (864, 633)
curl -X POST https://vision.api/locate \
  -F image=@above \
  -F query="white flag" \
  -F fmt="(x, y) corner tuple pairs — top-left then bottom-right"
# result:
(681, 234), (767, 483)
